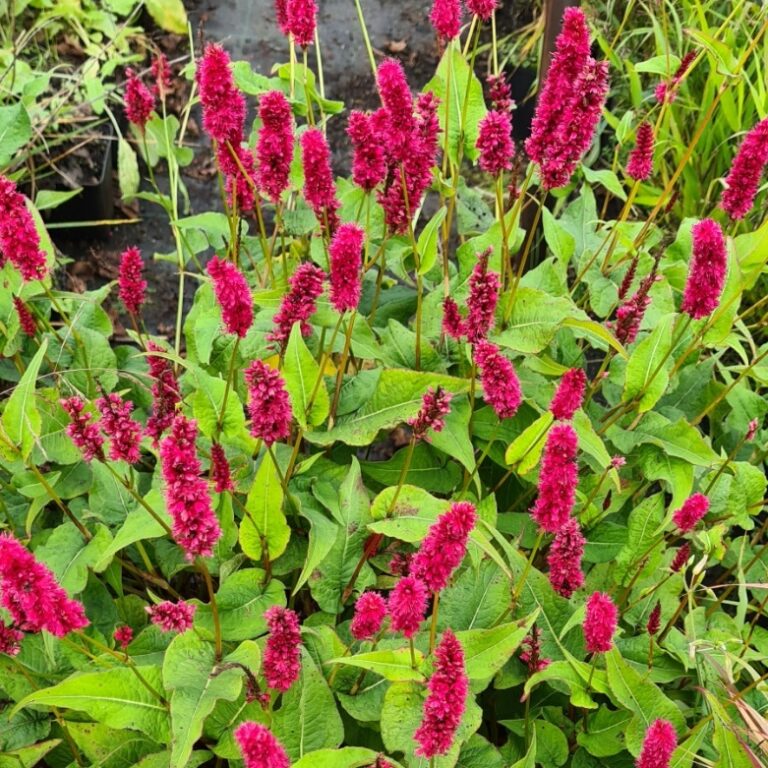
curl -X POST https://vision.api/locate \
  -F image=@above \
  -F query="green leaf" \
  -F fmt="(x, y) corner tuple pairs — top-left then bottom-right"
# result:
(510, 728), (536, 768)
(425, 44), (487, 165)
(14, 667), (169, 743)
(309, 458), (374, 612)
(328, 649), (426, 682)
(272, 650), (344, 761)
(577, 708), (633, 756)
(118, 138), (140, 201)
(634, 54), (682, 75)
(456, 616), (536, 681)
(604, 648), (684, 754)
(240, 452), (290, 562)
(0, 103), (32, 167)
(293, 504), (338, 595)
(283, 324), (330, 430)
(494, 288), (584, 354)
(304, 370), (469, 447)
(34, 188), (82, 211)
(542, 207), (576, 265)
(504, 412), (553, 472)
(582, 166), (627, 201)
(195, 568), (284, 642)
(145, 0), (188, 33)
(35, 521), (112, 593)
(2, 339), (47, 458)
(292, 748), (403, 768)
(0, 738), (60, 768)
(189, 368), (248, 441)
(163, 633), (244, 768)
(417, 207), (448, 275)
(0, 709), (50, 751)
(622, 313), (675, 412)
(501, 720), (568, 768)
(561, 317), (627, 358)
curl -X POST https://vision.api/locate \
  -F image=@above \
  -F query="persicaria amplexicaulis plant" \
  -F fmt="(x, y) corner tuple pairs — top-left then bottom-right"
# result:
(2, 2), (766, 767)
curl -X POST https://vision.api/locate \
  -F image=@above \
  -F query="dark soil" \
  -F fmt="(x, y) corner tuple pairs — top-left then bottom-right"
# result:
(52, 0), (535, 337)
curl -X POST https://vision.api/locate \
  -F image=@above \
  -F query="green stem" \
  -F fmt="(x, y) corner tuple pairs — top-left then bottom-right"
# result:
(199, 560), (222, 660)
(353, 0), (377, 80)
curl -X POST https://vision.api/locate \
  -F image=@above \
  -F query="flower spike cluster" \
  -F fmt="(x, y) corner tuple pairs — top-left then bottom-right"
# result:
(118, 246), (147, 315)
(583, 591), (618, 653)
(210, 443), (234, 493)
(196, 44), (255, 211)
(414, 630), (468, 758)
(681, 218), (727, 320)
(301, 128), (341, 234)
(430, 0), (461, 41)
(145, 342), (182, 443)
(0, 175), (48, 281)
(207, 256), (253, 338)
(124, 69), (155, 130)
(159, 414), (222, 559)
(411, 502), (477, 592)
(637, 720), (678, 768)
(13, 297), (37, 337)
(547, 517), (586, 598)
(550, 368), (587, 421)
(0, 534), (89, 638)
(720, 117), (768, 220)
(627, 122), (655, 181)
(147, 600), (196, 633)
(61, 396), (105, 462)
(256, 91), (295, 203)
(466, 0), (498, 20)
(530, 423), (579, 533)
(655, 51), (696, 104)
(263, 606), (302, 692)
(274, 0), (317, 47)
(473, 340), (522, 420)
(329, 223), (364, 313)
(477, 74), (515, 176)
(347, 111), (388, 191)
(268, 262), (326, 348)
(0, 623), (24, 656)
(525, 8), (609, 189)
(388, 575), (428, 638)
(244, 360), (293, 445)
(672, 493), (709, 533)
(613, 266), (659, 345)
(520, 627), (551, 674)
(408, 387), (453, 440)
(351, 591), (388, 641)
(96, 393), (142, 465)
(235, 722), (290, 768)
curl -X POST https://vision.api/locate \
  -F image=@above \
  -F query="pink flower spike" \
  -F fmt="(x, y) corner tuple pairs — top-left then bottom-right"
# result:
(151, 53), (172, 98)
(720, 117), (768, 220)
(257, 91), (295, 203)
(263, 606), (302, 692)
(114, 625), (133, 649)
(637, 719), (678, 768)
(408, 387), (453, 440)
(477, 110), (515, 176)
(466, 248), (500, 342)
(550, 368), (587, 421)
(210, 443), (234, 493)
(13, 297), (36, 337)
(430, 0), (462, 40)
(147, 600), (196, 633)
(124, 69), (154, 130)
(159, 414), (222, 559)
(530, 423), (579, 533)
(145, 342), (182, 443)
(0, 623), (24, 656)
(670, 543), (690, 573)
(96, 393), (142, 464)
(473, 340), (522, 420)
(301, 128), (340, 234)
(375, 59), (416, 163)
(329, 223), (364, 313)
(0, 175), (48, 281)
(274, 0), (290, 35)
(196, 44), (246, 146)
(655, 51), (696, 104)
(411, 502), (477, 593)
(207, 256), (253, 338)
(351, 591), (387, 641)
(681, 218), (727, 320)
(547, 517), (585, 598)
(0, 533), (89, 637)
(442, 298), (466, 340)
(627, 122), (655, 181)
(388, 576), (428, 638)
(61, 396), (105, 462)
(646, 602), (661, 636)
(347, 111), (387, 191)
(613, 270), (658, 345)
(268, 262), (326, 349)
(466, 0), (498, 21)
(672, 493), (709, 533)
(583, 591), (618, 653)
(244, 359), (293, 445)
(235, 722), (290, 768)
(519, 627), (551, 674)
(414, 630), (468, 758)
(118, 246), (147, 315)
(287, 0), (317, 48)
